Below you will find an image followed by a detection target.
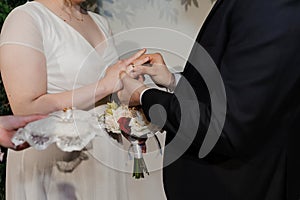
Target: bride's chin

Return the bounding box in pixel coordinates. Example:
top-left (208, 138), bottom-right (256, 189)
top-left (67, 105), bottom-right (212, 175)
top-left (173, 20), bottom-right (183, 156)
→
top-left (65, 0), bottom-right (86, 5)
top-left (71, 0), bottom-right (86, 4)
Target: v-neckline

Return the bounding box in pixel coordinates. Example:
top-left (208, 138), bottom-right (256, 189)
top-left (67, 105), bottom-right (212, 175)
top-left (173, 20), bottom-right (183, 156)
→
top-left (31, 1), bottom-right (108, 50)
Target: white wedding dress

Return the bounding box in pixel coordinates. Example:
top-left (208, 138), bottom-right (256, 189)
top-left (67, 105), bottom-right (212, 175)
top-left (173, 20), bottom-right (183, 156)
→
top-left (0, 2), bottom-right (130, 199)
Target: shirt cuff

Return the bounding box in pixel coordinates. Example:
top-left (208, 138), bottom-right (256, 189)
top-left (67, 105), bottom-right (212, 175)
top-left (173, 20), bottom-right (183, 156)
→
top-left (140, 73), bottom-right (182, 104)
top-left (174, 73), bottom-right (182, 86)
top-left (140, 88), bottom-right (152, 105)
top-left (167, 73), bottom-right (182, 92)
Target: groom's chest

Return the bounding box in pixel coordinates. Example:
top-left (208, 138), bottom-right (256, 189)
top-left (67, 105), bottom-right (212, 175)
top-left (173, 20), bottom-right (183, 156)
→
top-left (197, 0), bottom-right (235, 67)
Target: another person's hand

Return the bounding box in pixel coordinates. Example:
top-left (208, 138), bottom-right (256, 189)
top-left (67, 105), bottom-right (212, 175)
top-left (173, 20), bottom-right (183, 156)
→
top-left (131, 53), bottom-right (176, 90)
top-left (118, 71), bottom-right (148, 106)
top-left (0, 115), bottom-right (45, 150)
top-left (102, 49), bottom-right (149, 93)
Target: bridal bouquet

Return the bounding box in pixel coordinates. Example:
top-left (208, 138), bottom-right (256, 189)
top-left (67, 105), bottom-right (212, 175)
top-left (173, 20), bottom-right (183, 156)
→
top-left (99, 101), bottom-right (162, 179)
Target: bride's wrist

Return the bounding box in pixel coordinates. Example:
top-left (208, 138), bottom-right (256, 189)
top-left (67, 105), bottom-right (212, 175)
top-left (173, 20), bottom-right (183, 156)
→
top-left (96, 79), bottom-right (112, 99)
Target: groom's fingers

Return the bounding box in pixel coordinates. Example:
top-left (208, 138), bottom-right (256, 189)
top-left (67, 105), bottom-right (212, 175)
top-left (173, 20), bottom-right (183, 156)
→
top-left (119, 71), bottom-right (148, 106)
top-left (133, 56), bottom-right (150, 66)
top-left (124, 49), bottom-right (147, 66)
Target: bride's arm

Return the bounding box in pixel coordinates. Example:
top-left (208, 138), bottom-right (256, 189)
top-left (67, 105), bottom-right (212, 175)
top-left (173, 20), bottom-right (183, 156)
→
top-left (0, 45), bottom-right (146, 115)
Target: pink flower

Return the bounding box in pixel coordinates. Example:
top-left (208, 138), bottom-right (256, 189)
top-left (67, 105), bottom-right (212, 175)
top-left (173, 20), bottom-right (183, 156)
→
top-left (117, 117), bottom-right (131, 135)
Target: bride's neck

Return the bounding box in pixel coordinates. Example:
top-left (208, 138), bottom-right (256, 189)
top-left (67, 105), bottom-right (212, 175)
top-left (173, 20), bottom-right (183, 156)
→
top-left (35, 0), bottom-right (82, 11)
top-left (35, 0), bottom-right (86, 23)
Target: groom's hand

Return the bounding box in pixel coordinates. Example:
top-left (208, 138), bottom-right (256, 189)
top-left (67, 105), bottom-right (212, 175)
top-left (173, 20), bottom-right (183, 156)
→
top-left (118, 71), bottom-right (148, 106)
top-left (132, 53), bottom-right (175, 90)
top-left (103, 49), bottom-right (147, 93)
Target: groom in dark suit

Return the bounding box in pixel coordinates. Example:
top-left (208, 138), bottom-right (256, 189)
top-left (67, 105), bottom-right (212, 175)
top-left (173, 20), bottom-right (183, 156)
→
top-left (118, 0), bottom-right (300, 199)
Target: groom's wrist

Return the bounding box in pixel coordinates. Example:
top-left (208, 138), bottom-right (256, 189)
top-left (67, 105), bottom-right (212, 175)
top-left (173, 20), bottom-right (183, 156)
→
top-left (166, 73), bottom-right (181, 92)
top-left (166, 73), bottom-right (176, 92)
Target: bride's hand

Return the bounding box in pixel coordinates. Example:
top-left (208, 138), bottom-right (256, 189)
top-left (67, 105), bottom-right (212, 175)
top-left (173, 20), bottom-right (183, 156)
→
top-left (102, 49), bottom-right (148, 93)
top-left (118, 71), bottom-right (148, 106)
top-left (130, 53), bottom-right (175, 89)
top-left (125, 54), bottom-right (150, 80)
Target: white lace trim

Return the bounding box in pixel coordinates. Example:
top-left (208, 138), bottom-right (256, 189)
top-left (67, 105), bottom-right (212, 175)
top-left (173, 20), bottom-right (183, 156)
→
top-left (12, 108), bottom-right (106, 152)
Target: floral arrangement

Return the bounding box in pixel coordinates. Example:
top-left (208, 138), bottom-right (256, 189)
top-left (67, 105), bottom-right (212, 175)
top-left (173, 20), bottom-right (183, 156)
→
top-left (99, 101), bottom-right (162, 179)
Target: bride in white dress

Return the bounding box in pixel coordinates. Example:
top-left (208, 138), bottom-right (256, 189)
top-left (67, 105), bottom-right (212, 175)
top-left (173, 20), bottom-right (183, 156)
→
top-left (0, 0), bottom-right (150, 199)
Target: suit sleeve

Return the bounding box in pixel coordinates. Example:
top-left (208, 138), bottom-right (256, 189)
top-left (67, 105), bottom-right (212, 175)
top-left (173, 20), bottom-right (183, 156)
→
top-left (141, 89), bottom-right (180, 138)
top-left (141, 72), bottom-right (211, 154)
top-left (200, 0), bottom-right (300, 160)
top-left (142, 0), bottom-right (300, 160)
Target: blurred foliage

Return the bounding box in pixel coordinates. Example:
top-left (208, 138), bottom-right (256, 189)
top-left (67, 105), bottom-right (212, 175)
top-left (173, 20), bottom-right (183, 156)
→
top-left (0, 0), bottom-right (28, 29)
top-left (0, 1), bottom-right (11, 30)
top-left (181, 0), bottom-right (199, 11)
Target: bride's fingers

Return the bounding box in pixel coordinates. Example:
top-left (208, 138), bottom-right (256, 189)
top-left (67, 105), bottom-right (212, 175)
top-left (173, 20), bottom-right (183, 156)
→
top-left (119, 71), bottom-right (127, 79)
top-left (137, 75), bottom-right (145, 83)
top-left (125, 65), bottom-right (140, 79)
top-left (124, 49), bottom-right (147, 65)
top-left (132, 56), bottom-right (150, 66)
top-left (127, 71), bottom-right (139, 79)
top-left (132, 65), bottom-right (156, 76)
top-left (126, 65), bottom-right (134, 74)
top-left (125, 57), bottom-right (149, 79)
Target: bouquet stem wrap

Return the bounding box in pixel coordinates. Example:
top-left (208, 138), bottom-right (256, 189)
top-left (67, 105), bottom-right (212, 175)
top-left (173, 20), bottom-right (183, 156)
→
top-left (100, 102), bottom-right (162, 179)
top-left (132, 141), bottom-right (149, 179)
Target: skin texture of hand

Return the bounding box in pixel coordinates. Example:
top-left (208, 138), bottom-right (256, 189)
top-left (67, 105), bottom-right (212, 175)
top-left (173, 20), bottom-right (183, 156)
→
top-left (0, 46), bottom-right (148, 115)
top-left (0, 115), bottom-right (46, 150)
top-left (102, 49), bottom-right (149, 94)
top-left (131, 53), bottom-right (176, 90)
top-left (118, 71), bottom-right (148, 106)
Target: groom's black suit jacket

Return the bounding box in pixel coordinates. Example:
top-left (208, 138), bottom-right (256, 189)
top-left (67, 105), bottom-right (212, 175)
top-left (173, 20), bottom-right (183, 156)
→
top-left (141, 0), bottom-right (300, 199)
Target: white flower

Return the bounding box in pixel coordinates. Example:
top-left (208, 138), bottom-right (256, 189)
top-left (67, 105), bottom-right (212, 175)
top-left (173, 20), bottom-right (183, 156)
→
top-left (129, 112), bottom-right (151, 137)
top-left (103, 102), bottom-right (151, 137)
top-left (105, 114), bottom-right (121, 133)
top-left (112, 105), bottom-right (132, 119)
top-left (104, 103), bottom-right (131, 134)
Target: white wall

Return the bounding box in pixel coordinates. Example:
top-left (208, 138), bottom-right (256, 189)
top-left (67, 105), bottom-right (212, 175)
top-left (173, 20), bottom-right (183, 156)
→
top-left (103, 0), bottom-right (213, 71)
top-left (104, 0), bottom-right (212, 36)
